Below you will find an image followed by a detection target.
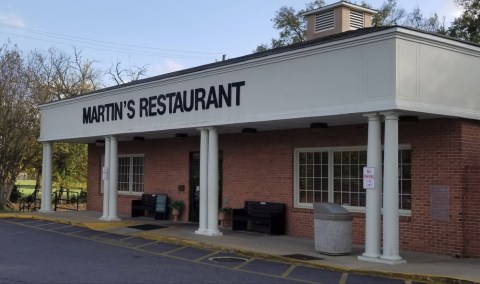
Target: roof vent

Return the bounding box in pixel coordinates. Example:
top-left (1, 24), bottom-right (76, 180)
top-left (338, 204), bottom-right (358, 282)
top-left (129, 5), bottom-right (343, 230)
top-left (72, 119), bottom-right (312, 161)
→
top-left (349, 10), bottom-right (364, 30)
top-left (315, 10), bottom-right (335, 32)
top-left (304, 1), bottom-right (377, 40)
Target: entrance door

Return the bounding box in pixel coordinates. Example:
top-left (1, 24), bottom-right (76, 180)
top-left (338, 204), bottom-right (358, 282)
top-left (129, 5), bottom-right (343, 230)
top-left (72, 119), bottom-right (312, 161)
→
top-left (188, 152), bottom-right (223, 222)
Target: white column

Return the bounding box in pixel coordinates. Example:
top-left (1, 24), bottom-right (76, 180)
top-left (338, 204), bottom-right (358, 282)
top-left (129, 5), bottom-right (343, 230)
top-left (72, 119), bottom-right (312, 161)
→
top-left (40, 142), bottom-right (53, 212)
top-left (100, 137), bottom-right (110, 220)
top-left (40, 143), bottom-right (46, 211)
top-left (380, 112), bottom-right (405, 264)
top-left (195, 128), bottom-right (209, 235)
top-left (206, 127), bottom-right (222, 236)
top-left (359, 113), bottom-right (383, 261)
top-left (107, 136), bottom-right (120, 221)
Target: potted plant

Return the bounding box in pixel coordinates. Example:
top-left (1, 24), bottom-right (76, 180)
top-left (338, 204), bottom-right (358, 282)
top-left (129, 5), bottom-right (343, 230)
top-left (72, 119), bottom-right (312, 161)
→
top-left (218, 207), bottom-right (233, 228)
top-left (169, 200), bottom-right (184, 221)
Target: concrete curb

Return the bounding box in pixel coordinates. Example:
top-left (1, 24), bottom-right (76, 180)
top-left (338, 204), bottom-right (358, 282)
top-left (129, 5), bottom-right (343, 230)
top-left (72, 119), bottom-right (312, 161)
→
top-left (1, 213), bottom-right (477, 284)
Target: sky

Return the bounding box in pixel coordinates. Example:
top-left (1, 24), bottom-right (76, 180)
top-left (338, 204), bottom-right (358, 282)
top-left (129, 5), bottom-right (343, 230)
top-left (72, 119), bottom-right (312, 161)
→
top-left (0, 0), bottom-right (462, 85)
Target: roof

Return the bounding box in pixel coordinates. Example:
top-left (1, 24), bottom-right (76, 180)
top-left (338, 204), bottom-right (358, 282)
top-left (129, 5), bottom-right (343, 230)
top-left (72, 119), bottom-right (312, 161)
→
top-left (303, 1), bottom-right (378, 16)
top-left (39, 25), bottom-right (480, 107)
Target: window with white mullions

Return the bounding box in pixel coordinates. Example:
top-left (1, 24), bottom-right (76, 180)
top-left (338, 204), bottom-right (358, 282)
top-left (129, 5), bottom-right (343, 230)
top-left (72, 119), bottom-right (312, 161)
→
top-left (333, 150), bottom-right (367, 207)
top-left (298, 151), bottom-right (329, 204)
top-left (294, 146), bottom-right (412, 213)
top-left (101, 154), bottom-right (144, 195)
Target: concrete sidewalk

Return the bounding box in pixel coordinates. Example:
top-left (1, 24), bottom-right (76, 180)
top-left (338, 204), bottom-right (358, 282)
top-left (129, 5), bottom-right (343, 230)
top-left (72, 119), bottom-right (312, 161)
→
top-left (2, 211), bottom-right (478, 284)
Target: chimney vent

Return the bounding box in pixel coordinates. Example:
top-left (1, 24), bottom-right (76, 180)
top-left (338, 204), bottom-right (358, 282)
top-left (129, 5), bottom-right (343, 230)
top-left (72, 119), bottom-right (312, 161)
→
top-left (304, 1), bottom-right (377, 40)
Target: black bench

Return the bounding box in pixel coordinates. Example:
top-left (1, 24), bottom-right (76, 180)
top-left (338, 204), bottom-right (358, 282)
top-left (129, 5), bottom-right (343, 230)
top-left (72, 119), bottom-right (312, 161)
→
top-left (131, 194), bottom-right (168, 220)
top-left (232, 201), bottom-right (286, 235)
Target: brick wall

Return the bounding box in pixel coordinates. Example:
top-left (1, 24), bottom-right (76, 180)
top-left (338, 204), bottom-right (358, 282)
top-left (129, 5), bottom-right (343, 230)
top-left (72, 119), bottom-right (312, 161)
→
top-left (86, 118), bottom-right (480, 257)
top-left (87, 137), bottom-right (199, 221)
top-left (461, 120), bottom-right (480, 257)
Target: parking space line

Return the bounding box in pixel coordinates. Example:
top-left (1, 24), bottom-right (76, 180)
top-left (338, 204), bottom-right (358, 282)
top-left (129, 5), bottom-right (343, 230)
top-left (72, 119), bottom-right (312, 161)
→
top-left (339, 272), bottom-right (348, 284)
top-left (281, 264), bottom-right (297, 278)
top-left (194, 251), bottom-right (218, 262)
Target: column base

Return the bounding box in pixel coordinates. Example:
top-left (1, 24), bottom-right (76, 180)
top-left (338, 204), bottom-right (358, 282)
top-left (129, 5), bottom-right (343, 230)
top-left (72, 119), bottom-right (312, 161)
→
top-left (102, 216), bottom-right (121, 221)
top-left (358, 255), bottom-right (406, 265)
top-left (38, 209), bottom-right (54, 213)
top-left (358, 252), bottom-right (381, 262)
top-left (204, 229), bottom-right (223, 236)
top-left (195, 229), bottom-right (207, 235)
top-left (99, 216), bottom-right (109, 221)
top-left (380, 254), bottom-right (406, 265)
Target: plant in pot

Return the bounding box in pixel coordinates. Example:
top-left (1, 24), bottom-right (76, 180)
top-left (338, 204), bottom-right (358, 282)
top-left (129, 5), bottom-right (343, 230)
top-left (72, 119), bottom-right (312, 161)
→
top-left (218, 207), bottom-right (233, 228)
top-left (169, 200), bottom-right (184, 222)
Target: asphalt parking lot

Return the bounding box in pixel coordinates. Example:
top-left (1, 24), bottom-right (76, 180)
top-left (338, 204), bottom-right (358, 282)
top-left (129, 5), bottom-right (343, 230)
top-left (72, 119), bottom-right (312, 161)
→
top-left (0, 218), bottom-right (411, 284)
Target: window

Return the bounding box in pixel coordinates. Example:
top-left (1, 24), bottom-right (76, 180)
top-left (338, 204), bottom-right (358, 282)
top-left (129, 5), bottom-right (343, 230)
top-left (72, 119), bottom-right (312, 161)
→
top-left (101, 154), bottom-right (144, 195)
top-left (298, 151), bottom-right (329, 204)
top-left (294, 147), bottom-right (412, 213)
top-left (333, 150), bottom-right (367, 207)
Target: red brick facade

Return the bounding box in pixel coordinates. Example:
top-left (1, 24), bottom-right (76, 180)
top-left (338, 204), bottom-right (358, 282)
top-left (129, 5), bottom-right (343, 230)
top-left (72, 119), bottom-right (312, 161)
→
top-left (87, 118), bottom-right (480, 257)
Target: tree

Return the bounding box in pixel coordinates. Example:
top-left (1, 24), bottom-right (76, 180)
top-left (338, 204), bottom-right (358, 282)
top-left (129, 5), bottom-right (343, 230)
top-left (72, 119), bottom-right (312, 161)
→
top-left (105, 59), bottom-right (147, 85)
top-left (372, 0), bottom-right (406, 26)
top-left (254, 0), bottom-right (325, 52)
top-left (0, 44), bottom-right (38, 209)
top-left (448, 0), bottom-right (480, 43)
top-left (404, 7), bottom-right (446, 33)
top-left (26, 48), bottom-right (103, 198)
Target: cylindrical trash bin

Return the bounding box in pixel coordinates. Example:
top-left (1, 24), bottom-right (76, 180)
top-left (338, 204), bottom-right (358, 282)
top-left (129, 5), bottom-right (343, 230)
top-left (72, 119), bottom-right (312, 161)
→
top-left (313, 202), bottom-right (352, 255)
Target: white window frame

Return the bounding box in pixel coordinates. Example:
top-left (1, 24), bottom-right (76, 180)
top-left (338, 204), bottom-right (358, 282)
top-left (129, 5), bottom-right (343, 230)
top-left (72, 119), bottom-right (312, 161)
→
top-left (100, 154), bottom-right (144, 196)
top-left (294, 145), bottom-right (412, 216)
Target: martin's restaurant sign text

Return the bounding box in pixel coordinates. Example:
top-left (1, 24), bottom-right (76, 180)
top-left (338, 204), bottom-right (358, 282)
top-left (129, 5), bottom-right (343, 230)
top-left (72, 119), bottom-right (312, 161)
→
top-left (82, 81), bottom-right (246, 124)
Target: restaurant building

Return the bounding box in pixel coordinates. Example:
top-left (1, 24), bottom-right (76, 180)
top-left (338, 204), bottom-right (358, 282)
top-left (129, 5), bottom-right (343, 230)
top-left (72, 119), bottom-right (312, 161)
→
top-left (38, 1), bottom-right (480, 262)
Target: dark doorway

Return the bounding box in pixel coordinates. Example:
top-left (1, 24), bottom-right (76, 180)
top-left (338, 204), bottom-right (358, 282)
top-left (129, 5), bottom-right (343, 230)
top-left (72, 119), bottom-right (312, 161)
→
top-left (189, 152), bottom-right (223, 222)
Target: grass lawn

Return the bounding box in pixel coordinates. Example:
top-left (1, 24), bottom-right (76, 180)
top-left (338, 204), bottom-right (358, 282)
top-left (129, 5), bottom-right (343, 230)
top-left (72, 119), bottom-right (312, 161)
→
top-left (15, 180), bottom-right (85, 196)
top-left (15, 180), bottom-right (36, 195)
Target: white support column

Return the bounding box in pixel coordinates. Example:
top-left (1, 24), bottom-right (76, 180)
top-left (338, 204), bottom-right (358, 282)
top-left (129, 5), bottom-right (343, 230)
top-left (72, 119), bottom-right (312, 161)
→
top-left (100, 137), bottom-right (111, 220)
top-left (205, 127), bottom-right (222, 236)
top-left (359, 113), bottom-right (383, 261)
top-left (107, 136), bottom-right (120, 221)
top-left (40, 142), bottom-right (53, 212)
top-left (195, 128), bottom-right (209, 235)
top-left (40, 143), bottom-right (46, 211)
top-left (380, 112), bottom-right (405, 264)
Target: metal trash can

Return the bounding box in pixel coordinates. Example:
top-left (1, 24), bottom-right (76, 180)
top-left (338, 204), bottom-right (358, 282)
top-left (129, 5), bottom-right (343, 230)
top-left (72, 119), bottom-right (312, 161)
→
top-left (313, 202), bottom-right (352, 255)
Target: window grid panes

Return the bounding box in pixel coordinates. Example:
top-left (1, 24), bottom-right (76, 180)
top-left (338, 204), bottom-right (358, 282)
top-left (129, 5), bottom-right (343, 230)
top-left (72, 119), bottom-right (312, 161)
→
top-left (295, 148), bottom-right (412, 211)
top-left (298, 151), bottom-right (329, 204)
top-left (399, 149), bottom-right (411, 210)
top-left (333, 151), bottom-right (367, 207)
top-left (101, 155), bottom-right (144, 194)
top-left (118, 157), bottom-right (130, 192)
top-left (132, 156), bottom-right (144, 193)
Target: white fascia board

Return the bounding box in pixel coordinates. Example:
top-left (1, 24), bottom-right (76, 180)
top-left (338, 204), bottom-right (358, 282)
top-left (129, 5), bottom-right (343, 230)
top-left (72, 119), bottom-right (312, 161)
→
top-left (39, 30), bottom-right (401, 112)
top-left (394, 27), bottom-right (480, 56)
top-left (396, 100), bottom-right (480, 120)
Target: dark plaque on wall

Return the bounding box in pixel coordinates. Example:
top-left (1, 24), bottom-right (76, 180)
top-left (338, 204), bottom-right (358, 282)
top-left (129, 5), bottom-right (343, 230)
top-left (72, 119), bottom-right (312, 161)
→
top-left (430, 185), bottom-right (449, 222)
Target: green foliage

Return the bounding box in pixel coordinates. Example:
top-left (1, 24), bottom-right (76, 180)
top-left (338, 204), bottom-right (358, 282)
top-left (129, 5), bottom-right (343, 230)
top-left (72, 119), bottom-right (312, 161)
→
top-left (0, 44), bottom-right (39, 209)
top-left (373, 0), bottom-right (406, 26)
top-left (169, 200), bottom-right (184, 210)
top-left (448, 0), bottom-right (480, 43)
top-left (254, 0), bottom-right (325, 52)
top-left (9, 185), bottom-right (22, 203)
top-left (78, 190), bottom-right (87, 203)
top-left (52, 143), bottom-right (87, 191)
